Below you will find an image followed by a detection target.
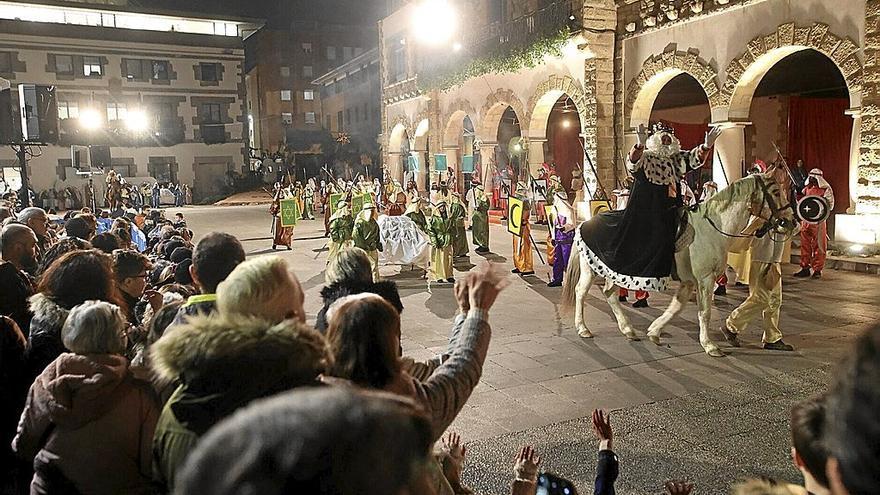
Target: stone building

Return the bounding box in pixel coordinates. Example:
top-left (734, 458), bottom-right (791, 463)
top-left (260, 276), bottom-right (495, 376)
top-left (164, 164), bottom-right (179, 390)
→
top-left (0, 0), bottom-right (260, 203)
top-left (378, 0), bottom-right (878, 246)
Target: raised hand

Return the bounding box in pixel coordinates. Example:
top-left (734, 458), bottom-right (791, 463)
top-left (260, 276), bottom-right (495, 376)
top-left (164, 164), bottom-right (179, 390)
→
top-left (704, 126), bottom-right (722, 148)
top-left (591, 409), bottom-right (613, 450)
top-left (513, 445), bottom-right (542, 483)
top-left (637, 123), bottom-right (649, 147)
top-left (441, 432), bottom-right (470, 493)
top-left (665, 480), bottom-right (695, 495)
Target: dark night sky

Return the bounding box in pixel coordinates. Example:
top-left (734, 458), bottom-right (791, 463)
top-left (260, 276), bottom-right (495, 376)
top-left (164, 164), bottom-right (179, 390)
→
top-left (131, 0), bottom-right (386, 25)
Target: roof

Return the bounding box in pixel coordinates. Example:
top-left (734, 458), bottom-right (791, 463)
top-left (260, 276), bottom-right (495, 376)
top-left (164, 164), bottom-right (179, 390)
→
top-left (2, 0), bottom-right (265, 27)
top-left (312, 47), bottom-right (379, 86)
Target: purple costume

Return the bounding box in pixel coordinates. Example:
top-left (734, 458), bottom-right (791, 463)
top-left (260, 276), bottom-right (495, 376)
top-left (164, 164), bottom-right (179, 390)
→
top-left (551, 213), bottom-right (575, 284)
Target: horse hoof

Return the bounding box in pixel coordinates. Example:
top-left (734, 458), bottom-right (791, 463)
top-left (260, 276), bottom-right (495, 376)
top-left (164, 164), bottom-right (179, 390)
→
top-left (706, 346), bottom-right (725, 357)
top-left (649, 335), bottom-right (661, 345)
top-left (578, 327), bottom-right (594, 338)
top-left (624, 331), bottom-right (640, 342)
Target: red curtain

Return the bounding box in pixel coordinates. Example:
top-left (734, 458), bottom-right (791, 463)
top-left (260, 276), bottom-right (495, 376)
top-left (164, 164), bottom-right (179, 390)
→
top-left (660, 119), bottom-right (709, 151)
top-left (786, 97), bottom-right (851, 212)
top-left (547, 114), bottom-right (583, 191)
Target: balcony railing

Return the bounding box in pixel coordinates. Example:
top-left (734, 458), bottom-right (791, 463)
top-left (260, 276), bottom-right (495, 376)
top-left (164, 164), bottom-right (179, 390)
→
top-left (465, 1), bottom-right (574, 59)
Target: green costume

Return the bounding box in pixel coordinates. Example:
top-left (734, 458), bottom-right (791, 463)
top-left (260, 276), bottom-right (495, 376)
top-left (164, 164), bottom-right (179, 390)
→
top-left (405, 199), bottom-right (427, 231)
top-left (449, 197), bottom-right (468, 257)
top-left (427, 205), bottom-right (454, 281)
top-left (471, 187), bottom-right (490, 251)
top-left (326, 206), bottom-right (354, 282)
top-left (353, 205), bottom-right (382, 281)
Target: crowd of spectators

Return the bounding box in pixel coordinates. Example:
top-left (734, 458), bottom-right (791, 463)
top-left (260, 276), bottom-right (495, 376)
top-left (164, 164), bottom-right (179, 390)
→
top-left (0, 198), bottom-right (878, 495)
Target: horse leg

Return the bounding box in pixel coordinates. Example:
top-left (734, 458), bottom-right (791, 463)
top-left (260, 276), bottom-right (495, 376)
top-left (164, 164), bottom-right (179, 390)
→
top-left (574, 259), bottom-right (595, 338)
top-left (646, 281), bottom-right (694, 345)
top-left (696, 276), bottom-right (724, 357)
top-left (602, 280), bottom-right (639, 341)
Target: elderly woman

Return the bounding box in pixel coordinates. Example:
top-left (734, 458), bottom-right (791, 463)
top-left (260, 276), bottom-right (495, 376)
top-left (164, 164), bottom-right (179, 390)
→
top-left (324, 265), bottom-right (504, 442)
top-left (216, 256), bottom-right (306, 323)
top-left (315, 247), bottom-right (403, 333)
top-left (27, 250), bottom-right (124, 380)
top-left (12, 301), bottom-right (159, 495)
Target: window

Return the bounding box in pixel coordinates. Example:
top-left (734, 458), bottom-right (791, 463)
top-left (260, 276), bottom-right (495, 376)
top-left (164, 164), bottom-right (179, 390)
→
top-left (354, 106), bottom-right (359, 122)
top-left (281, 90), bottom-right (292, 101)
top-left (152, 60), bottom-right (170, 80)
top-left (124, 59), bottom-right (144, 79)
top-left (363, 103), bottom-right (369, 122)
top-left (280, 66), bottom-right (290, 78)
top-left (337, 110), bottom-right (343, 130)
top-left (326, 46), bottom-right (336, 60)
top-left (281, 112), bottom-right (293, 125)
top-left (354, 47), bottom-right (363, 57)
top-left (0, 52), bottom-right (11, 73)
top-left (303, 65), bottom-right (313, 78)
top-left (83, 56), bottom-right (102, 76)
top-left (302, 43), bottom-right (312, 53)
top-left (390, 38), bottom-right (406, 83)
top-left (345, 109), bottom-right (351, 125)
top-left (106, 102), bottom-right (127, 121)
top-left (303, 90), bottom-right (314, 101)
top-left (305, 112), bottom-right (316, 124)
top-left (54, 55), bottom-right (74, 75)
top-left (58, 100), bottom-right (79, 120)
top-left (154, 102), bottom-right (177, 124)
top-left (200, 63), bottom-right (219, 82)
top-left (202, 103), bottom-right (222, 123)
top-left (325, 114), bottom-right (331, 130)
top-left (343, 46), bottom-right (352, 60)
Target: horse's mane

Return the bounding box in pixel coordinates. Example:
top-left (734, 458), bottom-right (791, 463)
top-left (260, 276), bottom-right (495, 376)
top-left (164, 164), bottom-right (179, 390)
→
top-left (696, 175), bottom-right (758, 217)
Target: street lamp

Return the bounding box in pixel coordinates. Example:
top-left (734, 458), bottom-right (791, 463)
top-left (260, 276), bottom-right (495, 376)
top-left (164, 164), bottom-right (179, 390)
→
top-left (412, 0), bottom-right (457, 45)
top-left (79, 108), bottom-right (103, 130)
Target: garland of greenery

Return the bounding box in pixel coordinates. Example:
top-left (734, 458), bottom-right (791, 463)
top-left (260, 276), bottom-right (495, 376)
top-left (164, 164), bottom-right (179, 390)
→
top-left (417, 26), bottom-right (572, 92)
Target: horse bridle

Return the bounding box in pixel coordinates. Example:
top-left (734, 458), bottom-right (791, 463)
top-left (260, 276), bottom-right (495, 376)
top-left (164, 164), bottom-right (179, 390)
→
top-left (704, 175), bottom-right (796, 239)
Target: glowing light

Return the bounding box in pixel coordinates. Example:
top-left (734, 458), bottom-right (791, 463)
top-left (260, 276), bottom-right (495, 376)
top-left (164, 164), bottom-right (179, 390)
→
top-left (78, 108), bottom-right (102, 130)
top-left (125, 109), bottom-right (149, 132)
top-left (849, 244), bottom-right (865, 254)
top-left (561, 120), bottom-right (571, 128)
top-left (412, 0), bottom-right (457, 45)
top-left (453, 42), bottom-right (462, 52)
top-left (513, 143), bottom-right (522, 152)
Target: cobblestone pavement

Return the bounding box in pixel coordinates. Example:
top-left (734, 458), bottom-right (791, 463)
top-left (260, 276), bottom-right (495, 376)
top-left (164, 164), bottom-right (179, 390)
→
top-left (177, 204), bottom-right (878, 495)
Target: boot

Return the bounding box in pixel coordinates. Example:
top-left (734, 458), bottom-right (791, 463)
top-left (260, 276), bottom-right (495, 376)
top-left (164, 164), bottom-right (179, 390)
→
top-left (714, 285), bottom-right (727, 296)
top-left (811, 270), bottom-right (822, 279)
top-left (720, 325), bottom-right (741, 347)
top-left (793, 267), bottom-right (811, 277)
top-left (633, 298), bottom-right (648, 308)
top-left (764, 340), bottom-right (794, 351)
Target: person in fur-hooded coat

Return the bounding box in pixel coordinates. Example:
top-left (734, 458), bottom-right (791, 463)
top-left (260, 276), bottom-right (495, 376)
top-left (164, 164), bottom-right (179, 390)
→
top-left (149, 315), bottom-right (330, 493)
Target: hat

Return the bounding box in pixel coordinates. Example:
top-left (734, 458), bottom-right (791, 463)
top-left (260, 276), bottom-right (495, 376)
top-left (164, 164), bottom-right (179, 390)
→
top-left (174, 259), bottom-right (194, 285)
top-left (410, 196), bottom-right (421, 204)
top-left (808, 168), bottom-right (823, 176)
top-left (362, 202), bottom-right (375, 210)
top-left (170, 247), bottom-right (192, 264)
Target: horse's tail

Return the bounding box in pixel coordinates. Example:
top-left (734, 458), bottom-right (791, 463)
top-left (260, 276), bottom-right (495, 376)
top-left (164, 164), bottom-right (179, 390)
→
top-left (560, 232), bottom-right (582, 312)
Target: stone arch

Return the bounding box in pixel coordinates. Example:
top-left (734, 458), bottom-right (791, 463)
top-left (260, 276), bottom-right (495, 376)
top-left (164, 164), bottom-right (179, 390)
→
top-left (626, 47), bottom-right (721, 129)
top-left (478, 88), bottom-right (526, 143)
top-left (442, 98), bottom-right (477, 147)
top-left (387, 115), bottom-right (413, 152)
top-left (527, 74), bottom-right (590, 139)
top-left (722, 22), bottom-right (863, 121)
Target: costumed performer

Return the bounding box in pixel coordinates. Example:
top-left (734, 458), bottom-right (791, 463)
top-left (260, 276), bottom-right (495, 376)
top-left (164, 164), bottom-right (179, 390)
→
top-left (450, 193), bottom-right (469, 258)
top-left (327, 201), bottom-right (355, 281)
top-left (577, 123), bottom-right (720, 292)
top-left (512, 193), bottom-right (535, 276)
top-left (405, 196), bottom-right (428, 231)
top-left (426, 200), bottom-right (454, 283)
top-left (470, 179), bottom-right (490, 253)
top-left (352, 202), bottom-right (383, 282)
top-left (794, 168), bottom-right (834, 279)
top-left (270, 182), bottom-right (293, 251)
top-left (548, 191), bottom-right (575, 287)
top-left (303, 179), bottom-right (316, 220)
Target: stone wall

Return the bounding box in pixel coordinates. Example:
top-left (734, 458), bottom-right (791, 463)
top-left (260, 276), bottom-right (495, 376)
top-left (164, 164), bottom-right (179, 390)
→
top-left (859, 0), bottom-right (880, 214)
top-left (583, 0), bottom-right (617, 190)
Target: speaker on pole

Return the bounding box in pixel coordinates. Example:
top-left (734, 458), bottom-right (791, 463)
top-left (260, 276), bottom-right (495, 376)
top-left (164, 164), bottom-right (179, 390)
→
top-left (89, 145), bottom-right (111, 169)
top-left (18, 84), bottom-right (58, 144)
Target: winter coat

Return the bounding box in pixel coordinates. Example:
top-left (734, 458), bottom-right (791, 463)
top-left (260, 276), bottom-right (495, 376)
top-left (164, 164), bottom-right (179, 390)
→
top-left (150, 315), bottom-right (328, 492)
top-left (314, 279), bottom-right (404, 333)
top-left (12, 353), bottom-right (159, 495)
top-left (26, 294), bottom-right (71, 381)
top-left (0, 261), bottom-right (34, 335)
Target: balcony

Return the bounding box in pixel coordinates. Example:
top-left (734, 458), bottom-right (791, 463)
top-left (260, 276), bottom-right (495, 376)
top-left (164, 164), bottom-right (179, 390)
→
top-left (415, 1), bottom-right (578, 90)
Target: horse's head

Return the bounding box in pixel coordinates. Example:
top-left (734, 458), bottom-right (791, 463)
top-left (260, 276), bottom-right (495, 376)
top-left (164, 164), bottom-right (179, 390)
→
top-left (751, 169), bottom-right (797, 236)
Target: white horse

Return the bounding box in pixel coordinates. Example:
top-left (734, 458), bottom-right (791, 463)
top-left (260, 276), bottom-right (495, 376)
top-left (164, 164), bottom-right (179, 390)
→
top-left (561, 172), bottom-right (793, 357)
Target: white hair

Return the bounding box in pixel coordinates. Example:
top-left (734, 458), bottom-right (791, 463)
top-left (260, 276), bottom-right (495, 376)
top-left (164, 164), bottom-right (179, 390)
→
top-left (62, 300), bottom-right (127, 355)
top-left (16, 207), bottom-right (47, 224)
top-left (216, 256), bottom-right (301, 322)
top-left (325, 247), bottom-right (372, 285)
top-left (645, 131), bottom-right (681, 158)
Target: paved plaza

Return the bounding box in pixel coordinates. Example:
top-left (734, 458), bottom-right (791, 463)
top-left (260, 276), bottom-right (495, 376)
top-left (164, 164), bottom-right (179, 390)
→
top-left (177, 204), bottom-right (878, 495)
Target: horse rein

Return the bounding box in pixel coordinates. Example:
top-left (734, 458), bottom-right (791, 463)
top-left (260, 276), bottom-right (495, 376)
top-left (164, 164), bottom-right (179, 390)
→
top-left (702, 176), bottom-right (794, 239)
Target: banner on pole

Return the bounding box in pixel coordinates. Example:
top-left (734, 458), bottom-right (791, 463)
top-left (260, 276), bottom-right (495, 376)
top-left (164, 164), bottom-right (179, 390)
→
top-left (280, 198), bottom-right (300, 227)
top-left (589, 199), bottom-right (612, 217)
top-left (407, 154), bottom-right (420, 172)
top-left (531, 178), bottom-right (547, 202)
top-left (434, 154), bottom-right (447, 172)
top-left (328, 192), bottom-right (344, 215)
top-left (507, 197), bottom-right (525, 237)
top-left (461, 155), bottom-right (474, 173)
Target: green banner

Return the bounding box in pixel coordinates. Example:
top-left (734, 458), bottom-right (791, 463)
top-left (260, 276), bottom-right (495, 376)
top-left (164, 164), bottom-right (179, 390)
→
top-left (280, 198), bottom-right (300, 227)
top-left (351, 192), bottom-right (371, 213)
top-left (461, 155), bottom-right (474, 173)
top-left (434, 153), bottom-right (447, 172)
top-left (407, 154), bottom-right (420, 172)
top-left (329, 192), bottom-right (344, 215)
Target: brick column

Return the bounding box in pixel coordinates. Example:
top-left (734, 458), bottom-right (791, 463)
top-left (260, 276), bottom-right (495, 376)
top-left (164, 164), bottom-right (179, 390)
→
top-left (858, 0), bottom-right (880, 215)
top-left (582, 0), bottom-right (618, 191)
